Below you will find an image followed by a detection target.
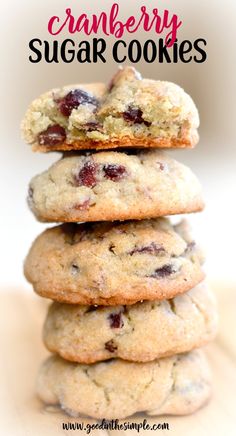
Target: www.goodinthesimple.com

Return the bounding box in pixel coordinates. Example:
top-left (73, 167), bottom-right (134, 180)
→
top-left (62, 418), bottom-right (170, 433)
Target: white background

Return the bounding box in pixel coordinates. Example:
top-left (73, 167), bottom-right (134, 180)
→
top-left (0, 0), bottom-right (236, 289)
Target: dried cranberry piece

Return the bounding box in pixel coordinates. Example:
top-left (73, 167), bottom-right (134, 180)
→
top-left (105, 340), bottom-right (117, 353)
top-left (123, 107), bottom-right (151, 127)
top-left (38, 125), bottom-right (66, 146)
top-left (57, 89), bottom-right (98, 117)
top-left (103, 164), bottom-right (127, 181)
top-left (150, 264), bottom-right (177, 278)
top-left (108, 312), bottom-right (124, 328)
top-left (130, 242), bottom-right (165, 256)
top-left (74, 161), bottom-right (97, 188)
top-left (83, 121), bottom-right (102, 131)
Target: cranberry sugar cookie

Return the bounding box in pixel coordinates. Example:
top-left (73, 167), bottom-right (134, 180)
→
top-left (37, 350), bottom-right (211, 419)
top-left (27, 150), bottom-right (204, 222)
top-left (21, 66), bottom-right (199, 151)
top-left (43, 282), bottom-right (217, 364)
top-left (24, 218), bottom-right (205, 305)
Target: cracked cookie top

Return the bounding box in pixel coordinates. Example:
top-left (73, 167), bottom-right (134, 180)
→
top-left (43, 282), bottom-right (218, 364)
top-left (37, 349), bottom-right (211, 419)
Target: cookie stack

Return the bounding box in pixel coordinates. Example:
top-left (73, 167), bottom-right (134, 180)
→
top-left (22, 67), bottom-right (218, 420)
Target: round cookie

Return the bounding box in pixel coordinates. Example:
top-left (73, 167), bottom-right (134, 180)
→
top-left (27, 149), bottom-right (204, 223)
top-left (21, 66), bottom-right (199, 152)
top-left (43, 282), bottom-right (218, 363)
top-left (24, 218), bottom-right (205, 305)
top-left (37, 350), bottom-right (211, 419)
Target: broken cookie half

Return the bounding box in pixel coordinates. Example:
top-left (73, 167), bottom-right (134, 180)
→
top-left (21, 66), bottom-right (199, 151)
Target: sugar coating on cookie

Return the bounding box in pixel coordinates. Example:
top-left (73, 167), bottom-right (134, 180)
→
top-left (43, 282), bottom-right (218, 363)
top-left (27, 150), bottom-right (204, 222)
top-left (21, 67), bottom-right (199, 151)
top-left (37, 350), bottom-right (211, 419)
top-left (24, 218), bottom-right (205, 305)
